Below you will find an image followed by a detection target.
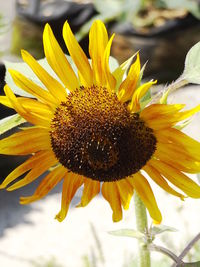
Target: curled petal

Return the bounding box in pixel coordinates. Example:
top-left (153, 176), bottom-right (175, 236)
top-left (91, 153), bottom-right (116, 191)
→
top-left (150, 159), bottom-right (200, 198)
top-left (77, 179), bottom-right (100, 207)
top-left (102, 182), bottom-right (122, 222)
top-left (55, 174), bottom-right (84, 222)
top-left (132, 172), bottom-right (162, 223)
top-left (20, 165), bottom-right (66, 204)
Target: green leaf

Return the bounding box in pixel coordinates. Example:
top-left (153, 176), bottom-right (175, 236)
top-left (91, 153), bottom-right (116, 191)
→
top-left (0, 114), bottom-right (25, 135)
top-left (150, 225), bottom-right (177, 236)
top-left (182, 42), bottom-right (200, 84)
top-left (108, 229), bottom-right (144, 240)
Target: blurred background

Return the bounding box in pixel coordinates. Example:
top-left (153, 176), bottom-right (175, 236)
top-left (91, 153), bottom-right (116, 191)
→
top-left (0, 1), bottom-right (200, 267)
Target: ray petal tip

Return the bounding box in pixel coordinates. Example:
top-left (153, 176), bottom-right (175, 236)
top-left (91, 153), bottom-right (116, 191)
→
top-left (0, 184), bottom-right (6, 190)
top-left (63, 20), bottom-right (69, 31)
top-left (44, 23), bottom-right (53, 37)
top-left (153, 218), bottom-right (162, 225)
top-left (112, 213), bottom-right (122, 222)
top-left (21, 49), bottom-right (27, 56)
top-left (55, 212), bottom-right (64, 222)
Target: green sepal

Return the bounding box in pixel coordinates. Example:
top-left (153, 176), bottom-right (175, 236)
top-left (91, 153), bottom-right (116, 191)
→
top-left (113, 52), bottom-right (137, 92)
top-left (138, 62), bottom-right (152, 107)
top-left (139, 62), bottom-right (147, 84)
top-left (159, 88), bottom-right (170, 104)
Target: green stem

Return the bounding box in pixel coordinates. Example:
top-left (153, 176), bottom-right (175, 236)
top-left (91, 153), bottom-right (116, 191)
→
top-left (134, 192), bottom-right (151, 267)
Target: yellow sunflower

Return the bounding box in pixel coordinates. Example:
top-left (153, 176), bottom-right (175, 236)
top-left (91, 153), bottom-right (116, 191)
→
top-left (1, 20), bottom-right (200, 224)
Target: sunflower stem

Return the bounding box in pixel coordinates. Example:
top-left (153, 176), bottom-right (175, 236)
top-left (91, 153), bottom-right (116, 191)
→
top-left (134, 192), bottom-right (151, 267)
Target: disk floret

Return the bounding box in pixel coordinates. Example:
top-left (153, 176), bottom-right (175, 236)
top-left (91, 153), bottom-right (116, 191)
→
top-left (50, 86), bottom-right (157, 181)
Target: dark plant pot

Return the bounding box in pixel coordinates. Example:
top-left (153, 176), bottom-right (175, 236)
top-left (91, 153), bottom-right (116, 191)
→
top-left (110, 14), bottom-right (200, 83)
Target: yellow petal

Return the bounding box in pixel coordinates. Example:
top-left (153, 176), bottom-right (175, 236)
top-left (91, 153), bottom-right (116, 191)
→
top-left (129, 80), bottom-right (157, 112)
top-left (140, 104), bottom-right (185, 121)
top-left (118, 53), bottom-right (140, 102)
top-left (144, 165), bottom-right (185, 200)
top-left (9, 69), bottom-right (56, 107)
top-left (0, 127), bottom-right (51, 155)
top-left (116, 179), bottom-right (134, 210)
top-left (43, 23), bottom-right (79, 91)
top-left (7, 151), bottom-right (57, 191)
top-left (154, 143), bottom-right (200, 173)
top-left (18, 98), bottom-right (53, 117)
top-left (89, 20), bottom-right (108, 86)
top-left (150, 159), bottom-right (200, 198)
top-left (132, 172), bottom-right (162, 223)
top-left (77, 179), bottom-right (100, 207)
top-left (0, 95), bottom-right (12, 108)
top-left (4, 85), bottom-right (51, 128)
top-left (176, 104), bottom-right (200, 122)
top-left (0, 95), bottom-right (53, 117)
top-left (0, 150), bottom-right (55, 189)
top-left (55, 173), bottom-right (84, 222)
top-left (103, 34), bottom-right (116, 90)
top-left (152, 105), bottom-right (200, 129)
top-left (20, 165), bottom-right (66, 204)
top-left (21, 50), bottom-right (67, 101)
top-left (102, 182), bottom-right (122, 222)
top-left (141, 104), bottom-right (200, 130)
top-left (63, 21), bottom-right (93, 86)
top-left (112, 53), bottom-right (137, 90)
top-left (155, 127), bottom-right (200, 159)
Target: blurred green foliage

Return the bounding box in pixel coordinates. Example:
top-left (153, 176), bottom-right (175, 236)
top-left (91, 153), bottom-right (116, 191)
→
top-left (30, 257), bottom-right (63, 267)
top-left (0, 14), bottom-right (8, 35)
top-left (76, 0), bottom-right (200, 41)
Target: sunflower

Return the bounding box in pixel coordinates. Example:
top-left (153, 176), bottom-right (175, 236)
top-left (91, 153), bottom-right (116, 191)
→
top-left (0, 20), bottom-right (200, 224)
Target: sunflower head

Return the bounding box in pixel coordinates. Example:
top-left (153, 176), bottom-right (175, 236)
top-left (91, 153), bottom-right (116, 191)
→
top-left (0, 20), bottom-right (200, 224)
top-left (50, 85), bottom-right (157, 182)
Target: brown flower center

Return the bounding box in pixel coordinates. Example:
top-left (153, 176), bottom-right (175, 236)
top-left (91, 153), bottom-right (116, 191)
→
top-left (50, 86), bottom-right (157, 182)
